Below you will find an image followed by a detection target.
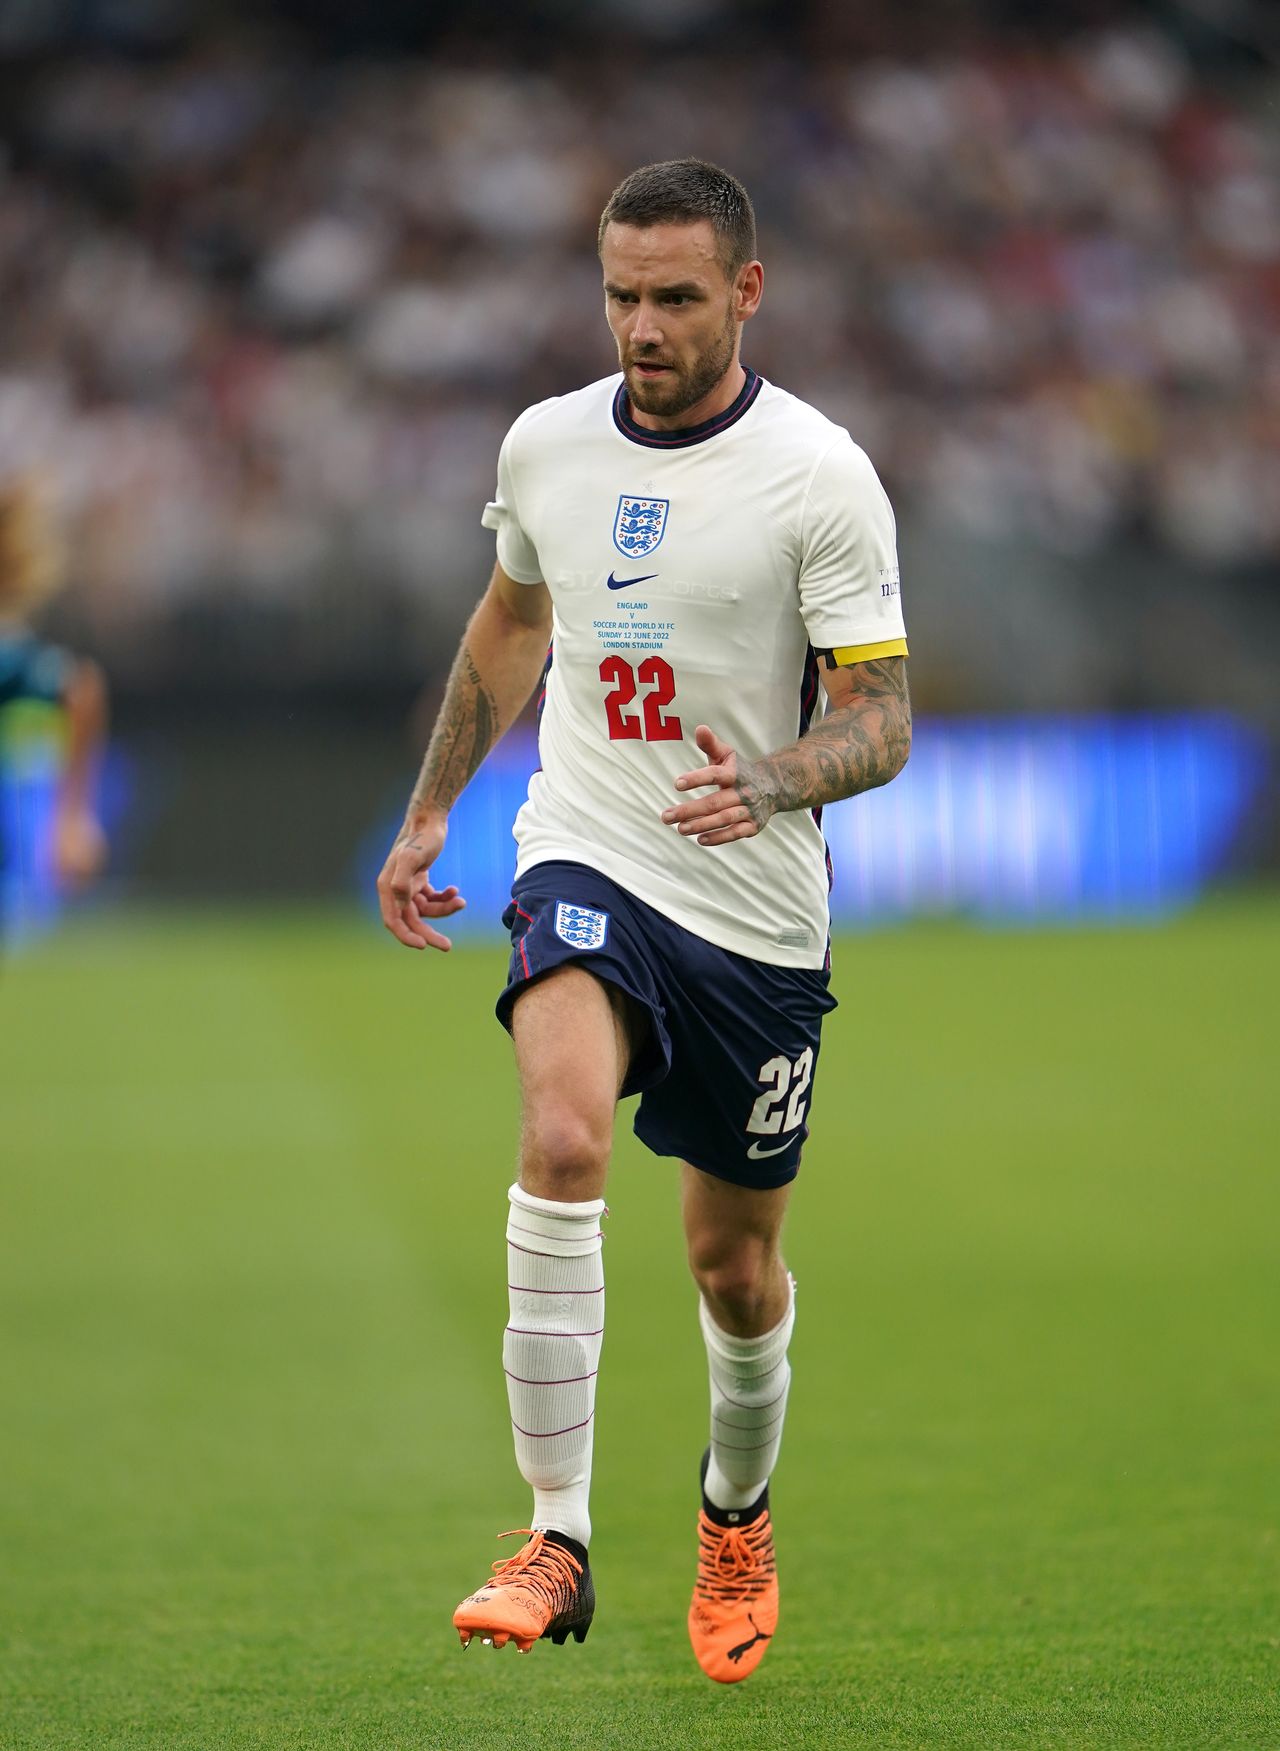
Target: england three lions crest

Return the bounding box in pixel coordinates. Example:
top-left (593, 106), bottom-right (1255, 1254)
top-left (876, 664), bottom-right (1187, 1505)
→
top-left (554, 902), bottom-right (609, 951)
top-left (613, 496), bottom-right (669, 559)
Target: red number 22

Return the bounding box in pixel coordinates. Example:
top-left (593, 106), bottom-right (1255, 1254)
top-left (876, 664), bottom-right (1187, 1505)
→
top-left (599, 656), bottom-right (682, 742)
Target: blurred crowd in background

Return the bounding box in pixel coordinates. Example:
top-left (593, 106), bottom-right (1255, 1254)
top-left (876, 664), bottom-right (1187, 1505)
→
top-left (0, 0), bottom-right (1277, 715)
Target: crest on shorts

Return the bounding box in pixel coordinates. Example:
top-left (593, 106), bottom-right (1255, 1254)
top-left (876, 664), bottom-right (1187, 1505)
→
top-left (554, 902), bottom-right (609, 951)
top-left (613, 496), bottom-right (669, 559)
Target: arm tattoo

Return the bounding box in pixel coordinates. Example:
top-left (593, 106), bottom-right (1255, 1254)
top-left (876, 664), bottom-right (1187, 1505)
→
top-left (745, 656), bottom-right (911, 820)
top-left (409, 642), bottom-right (500, 815)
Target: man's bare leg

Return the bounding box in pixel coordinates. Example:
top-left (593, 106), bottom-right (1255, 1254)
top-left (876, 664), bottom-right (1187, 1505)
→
top-left (512, 964), bottom-right (638, 1201)
top-left (681, 1165), bottom-right (792, 1337)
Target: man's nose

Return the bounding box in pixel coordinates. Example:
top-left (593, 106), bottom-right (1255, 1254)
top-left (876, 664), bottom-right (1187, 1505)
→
top-left (631, 301), bottom-right (664, 348)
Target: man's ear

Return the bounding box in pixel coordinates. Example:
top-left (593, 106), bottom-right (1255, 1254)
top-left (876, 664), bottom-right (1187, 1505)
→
top-left (736, 261), bottom-right (764, 320)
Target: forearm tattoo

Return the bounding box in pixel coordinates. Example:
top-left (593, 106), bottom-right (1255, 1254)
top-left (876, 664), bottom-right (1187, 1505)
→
top-left (747, 656), bottom-right (912, 821)
top-left (409, 643), bottom-right (500, 815)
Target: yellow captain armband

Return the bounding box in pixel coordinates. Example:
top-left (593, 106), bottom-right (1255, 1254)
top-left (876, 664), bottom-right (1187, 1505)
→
top-left (829, 638), bottom-right (909, 666)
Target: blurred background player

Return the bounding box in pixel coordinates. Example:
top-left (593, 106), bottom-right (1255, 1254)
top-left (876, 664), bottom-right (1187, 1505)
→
top-left (0, 474), bottom-right (109, 937)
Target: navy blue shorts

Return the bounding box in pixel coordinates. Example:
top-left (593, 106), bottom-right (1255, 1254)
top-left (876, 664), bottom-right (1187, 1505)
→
top-left (496, 861), bottom-right (837, 1191)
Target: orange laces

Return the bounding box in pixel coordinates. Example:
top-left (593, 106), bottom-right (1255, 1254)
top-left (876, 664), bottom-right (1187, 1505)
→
top-left (490, 1529), bottom-right (582, 1601)
top-left (696, 1513), bottom-right (773, 1601)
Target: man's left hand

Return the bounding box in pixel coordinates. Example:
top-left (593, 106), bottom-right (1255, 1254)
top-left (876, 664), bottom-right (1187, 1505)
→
top-left (54, 805), bottom-right (108, 888)
top-left (662, 724), bottom-right (777, 847)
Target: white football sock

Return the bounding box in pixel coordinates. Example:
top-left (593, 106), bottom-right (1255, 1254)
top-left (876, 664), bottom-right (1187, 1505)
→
top-left (700, 1276), bottom-right (795, 1514)
top-left (504, 1182), bottom-right (605, 1548)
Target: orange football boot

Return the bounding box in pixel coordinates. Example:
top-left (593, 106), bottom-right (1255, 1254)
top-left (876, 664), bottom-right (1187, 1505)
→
top-left (688, 1474), bottom-right (778, 1683)
top-left (453, 1529), bottom-right (594, 1653)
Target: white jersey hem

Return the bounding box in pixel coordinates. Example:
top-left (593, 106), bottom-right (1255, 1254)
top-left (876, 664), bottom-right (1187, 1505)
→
top-left (513, 836), bottom-right (829, 971)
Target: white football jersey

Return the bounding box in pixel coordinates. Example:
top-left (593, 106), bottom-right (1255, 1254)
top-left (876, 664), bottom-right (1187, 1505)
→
top-left (481, 369), bottom-right (908, 969)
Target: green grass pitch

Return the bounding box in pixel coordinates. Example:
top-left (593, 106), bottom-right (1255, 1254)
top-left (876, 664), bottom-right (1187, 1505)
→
top-left (1, 900), bottom-right (1277, 1750)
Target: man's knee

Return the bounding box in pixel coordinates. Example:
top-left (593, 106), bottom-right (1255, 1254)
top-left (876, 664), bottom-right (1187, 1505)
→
top-left (687, 1228), bottom-right (776, 1327)
top-left (520, 1098), bottom-right (611, 1201)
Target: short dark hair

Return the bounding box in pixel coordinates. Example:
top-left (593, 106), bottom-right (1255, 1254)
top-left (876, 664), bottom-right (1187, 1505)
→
top-left (597, 158), bottom-right (757, 277)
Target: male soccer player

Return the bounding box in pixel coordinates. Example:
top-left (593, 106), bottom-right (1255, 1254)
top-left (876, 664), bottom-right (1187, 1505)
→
top-left (377, 159), bottom-right (910, 1684)
top-left (0, 475), bottom-right (108, 934)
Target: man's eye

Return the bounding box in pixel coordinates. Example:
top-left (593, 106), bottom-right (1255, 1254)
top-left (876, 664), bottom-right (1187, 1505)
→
top-left (665, 295), bottom-right (689, 306)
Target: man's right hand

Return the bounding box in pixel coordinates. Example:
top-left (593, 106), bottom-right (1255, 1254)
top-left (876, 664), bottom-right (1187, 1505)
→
top-left (377, 811), bottom-right (466, 951)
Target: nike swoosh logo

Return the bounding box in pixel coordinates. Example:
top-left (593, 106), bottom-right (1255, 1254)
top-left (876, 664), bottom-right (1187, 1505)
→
top-left (607, 571), bottom-right (657, 590)
top-left (746, 1132), bottom-right (802, 1160)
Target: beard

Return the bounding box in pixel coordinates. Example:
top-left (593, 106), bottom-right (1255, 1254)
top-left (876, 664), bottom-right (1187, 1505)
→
top-left (625, 307), bottom-right (738, 420)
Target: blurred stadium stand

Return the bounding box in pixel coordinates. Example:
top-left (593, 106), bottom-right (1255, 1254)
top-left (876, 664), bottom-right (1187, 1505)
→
top-left (0, 0), bottom-right (1275, 906)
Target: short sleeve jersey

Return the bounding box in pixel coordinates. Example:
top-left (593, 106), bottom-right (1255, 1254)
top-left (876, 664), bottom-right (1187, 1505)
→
top-left (482, 370), bottom-right (907, 969)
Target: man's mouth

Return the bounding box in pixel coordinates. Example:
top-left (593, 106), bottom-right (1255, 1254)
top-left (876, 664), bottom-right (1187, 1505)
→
top-left (631, 360), bottom-right (675, 377)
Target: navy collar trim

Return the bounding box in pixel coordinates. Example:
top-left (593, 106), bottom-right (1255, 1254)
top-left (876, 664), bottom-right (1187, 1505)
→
top-left (612, 368), bottom-right (762, 449)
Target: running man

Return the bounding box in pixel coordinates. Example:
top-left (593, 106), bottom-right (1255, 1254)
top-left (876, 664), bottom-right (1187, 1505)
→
top-left (377, 159), bottom-right (910, 1683)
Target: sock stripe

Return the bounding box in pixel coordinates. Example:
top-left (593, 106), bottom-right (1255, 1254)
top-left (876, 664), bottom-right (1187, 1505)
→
top-left (505, 1325), bottom-right (604, 1338)
top-left (715, 1387), bottom-right (789, 1414)
top-left (507, 1221), bottom-right (603, 1243)
top-left (506, 1240), bottom-right (559, 1260)
top-left (717, 1397), bottom-right (789, 1425)
top-left (511, 1413), bottom-right (595, 1439)
top-left (508, 1283), bottom-right (604, 1295)
top-left (504, 1368), bottom-right (599, 1386)
top-left (715, 1407), bottom-right (788, 1436)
